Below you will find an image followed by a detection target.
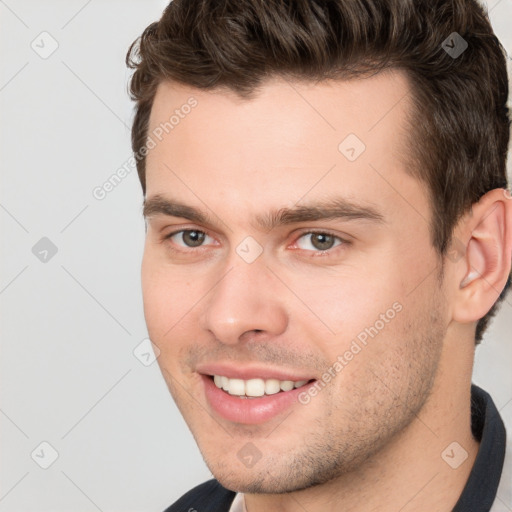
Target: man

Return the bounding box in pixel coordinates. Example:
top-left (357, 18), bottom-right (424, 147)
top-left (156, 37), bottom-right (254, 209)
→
top-left (126, 0), bottom-right (512, 510)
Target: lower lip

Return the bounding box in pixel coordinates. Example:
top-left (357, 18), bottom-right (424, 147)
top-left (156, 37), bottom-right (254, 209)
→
top-left (202, 375), bottom-right (313, 425)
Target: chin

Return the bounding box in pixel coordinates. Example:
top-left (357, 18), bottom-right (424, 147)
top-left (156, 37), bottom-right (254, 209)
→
top-left (212, 471), bottom-right (289, 494)
top-left (201, 451), bottom-right (330, 495)
top-left (213, 468), bottom-right (334, 495)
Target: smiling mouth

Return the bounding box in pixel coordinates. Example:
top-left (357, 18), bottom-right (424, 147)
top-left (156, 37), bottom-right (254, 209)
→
top-left (210, 375), bottom-right (314, 398)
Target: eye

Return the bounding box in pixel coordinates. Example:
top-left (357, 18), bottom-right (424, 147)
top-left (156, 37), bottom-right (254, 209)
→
top-left (295, 232), bottom-right (344, 252)
top-left (167, 229), bottom-right (215, 248)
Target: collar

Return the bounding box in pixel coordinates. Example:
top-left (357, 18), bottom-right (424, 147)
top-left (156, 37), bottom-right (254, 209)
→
top-left (453, 384), bottom-right (507, 511)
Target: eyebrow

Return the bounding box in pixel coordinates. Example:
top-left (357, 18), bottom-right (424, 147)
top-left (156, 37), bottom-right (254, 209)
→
top-left (143, 194), bottom-right (385, 230)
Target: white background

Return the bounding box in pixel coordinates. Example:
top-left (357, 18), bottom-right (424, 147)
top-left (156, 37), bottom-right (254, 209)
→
top-left (1, 1), bottom-right (511, 510)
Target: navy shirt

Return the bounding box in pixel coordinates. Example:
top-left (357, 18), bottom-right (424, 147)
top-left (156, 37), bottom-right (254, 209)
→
top-left (164, 384), bottom-right (509, 512)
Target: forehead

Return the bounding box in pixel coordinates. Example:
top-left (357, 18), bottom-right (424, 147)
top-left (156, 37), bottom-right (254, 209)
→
top-left (145, 72), bottom-right (428, 232)
top-left (148, 71), bottom-right (412, 150)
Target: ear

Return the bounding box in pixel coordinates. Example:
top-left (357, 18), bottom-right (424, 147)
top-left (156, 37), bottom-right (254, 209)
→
top-left (451, 189), bottom-right (512, 325)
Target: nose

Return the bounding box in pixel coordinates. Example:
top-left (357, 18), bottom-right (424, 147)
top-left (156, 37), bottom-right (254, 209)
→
top-left (199, 259), bottom-right (289, 345)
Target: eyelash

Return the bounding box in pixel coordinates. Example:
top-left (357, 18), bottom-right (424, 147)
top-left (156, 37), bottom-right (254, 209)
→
top-left (162, 229), bottom-right (349, 256)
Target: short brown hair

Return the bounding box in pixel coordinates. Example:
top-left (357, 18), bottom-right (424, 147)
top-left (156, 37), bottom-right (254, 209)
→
top-left (126, 0), bottom-right (510, 343)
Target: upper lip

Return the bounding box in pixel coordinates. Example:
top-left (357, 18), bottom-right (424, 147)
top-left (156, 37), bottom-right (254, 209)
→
top-left (196, 363), bottom-right (315, 382)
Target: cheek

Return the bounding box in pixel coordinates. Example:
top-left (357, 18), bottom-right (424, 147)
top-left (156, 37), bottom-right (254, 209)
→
top-left (293, 272), bottom-right (402, 344)
top-left (141, 253), bottom-right (183, 346)
top-left (141, 256), bottom-right (165, 333)
top-left (141, 252), bottom-right (212, 363)
top-left (287, 264), bottom-right (419, 391)
top-left (142, 249), bottom-right (188, 321)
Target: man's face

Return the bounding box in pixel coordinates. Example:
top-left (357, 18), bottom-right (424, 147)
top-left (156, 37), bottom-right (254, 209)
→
top-left (142, 72), bottom-right (448, 493)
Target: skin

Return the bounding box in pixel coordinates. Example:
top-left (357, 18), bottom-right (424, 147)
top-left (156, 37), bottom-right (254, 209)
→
top-left (141, 71), bottom-right (512, 512)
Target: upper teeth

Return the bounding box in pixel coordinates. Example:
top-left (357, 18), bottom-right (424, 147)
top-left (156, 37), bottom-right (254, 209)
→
top-left (213, 375), bottom-right (308, 397)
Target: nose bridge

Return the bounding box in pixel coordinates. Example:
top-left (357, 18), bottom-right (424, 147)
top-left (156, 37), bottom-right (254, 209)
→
top-left (200, 254), bottom-right (288, 344)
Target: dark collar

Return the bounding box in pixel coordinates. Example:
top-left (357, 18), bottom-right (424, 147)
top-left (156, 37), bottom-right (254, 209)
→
top-left (452, 384), bottom-right (507, 511)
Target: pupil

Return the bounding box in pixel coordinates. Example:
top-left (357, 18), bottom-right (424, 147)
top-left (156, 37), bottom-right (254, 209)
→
top-left (183, 230), bottom-right (205, 247)
top-left (312, 233), bottom-right (334, 250)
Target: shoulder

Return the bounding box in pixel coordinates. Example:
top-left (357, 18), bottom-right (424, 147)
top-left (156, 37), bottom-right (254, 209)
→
top-left (162, 479), bottom-right (236, 512)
